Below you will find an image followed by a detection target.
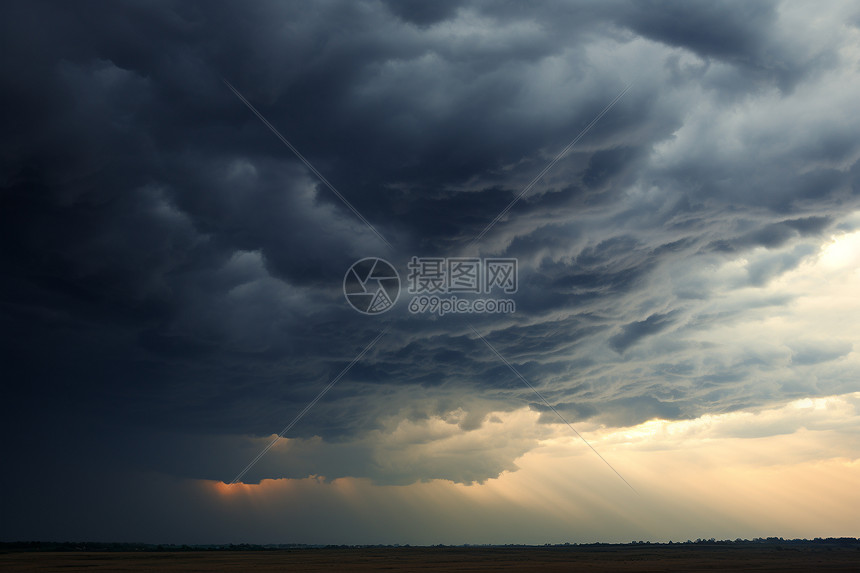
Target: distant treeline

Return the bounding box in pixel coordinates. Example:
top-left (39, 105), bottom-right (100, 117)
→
top-left (1, 538), bottom-right (859, 552)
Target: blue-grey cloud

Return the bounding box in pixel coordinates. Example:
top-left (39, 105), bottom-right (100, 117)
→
top-left (2, 0), bottom-right (860, 505)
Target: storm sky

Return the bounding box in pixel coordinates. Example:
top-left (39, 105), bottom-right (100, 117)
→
top-left (2, 0), bottom-right (860, 544)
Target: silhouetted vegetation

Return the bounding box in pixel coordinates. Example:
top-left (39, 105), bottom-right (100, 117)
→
top-left (2, 537), bottom-right (859, 553)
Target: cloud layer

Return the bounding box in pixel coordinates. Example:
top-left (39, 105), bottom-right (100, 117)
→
top-left (2, 0), bottom-right (860, 542)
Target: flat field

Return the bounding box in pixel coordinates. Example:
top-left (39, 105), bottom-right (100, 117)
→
top-left (2, 544), bottom-right (859, 572)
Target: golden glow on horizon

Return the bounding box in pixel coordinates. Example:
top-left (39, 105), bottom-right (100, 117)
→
top-left (200, 393), bottom-right (859, 543)
top-left (204, 215), bottom-right (860, 541)
top-left (220, 391), bottom-right (859, 485)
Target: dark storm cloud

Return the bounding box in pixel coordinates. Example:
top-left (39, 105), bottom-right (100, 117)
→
top-left (618, 1), bottom-right (807, 90)
top-left (383, 0), bottom-right (463, 26)
top-left (789, 340), bottom-right (854, 366)
top-left (2, 0), bottom-right (860, 496)
top-left (609, 312), bottom-right (677, 353)
top-left (622, 1), bottom-right (775, 59)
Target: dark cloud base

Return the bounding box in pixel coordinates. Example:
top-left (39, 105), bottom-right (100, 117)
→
top-left (2, 0), bottom-right (859, 505)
